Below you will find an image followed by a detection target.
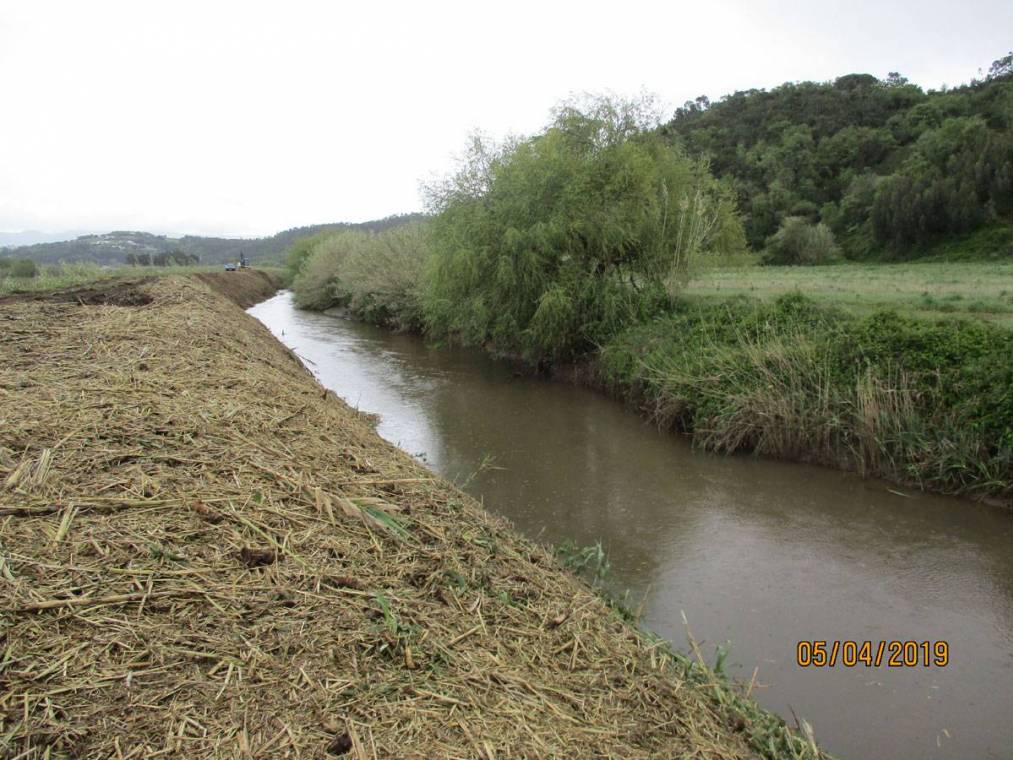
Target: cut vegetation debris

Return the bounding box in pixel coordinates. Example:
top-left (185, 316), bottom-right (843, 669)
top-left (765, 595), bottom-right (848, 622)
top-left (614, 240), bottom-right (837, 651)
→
top-left (0, 272), bottom-right (824, 758)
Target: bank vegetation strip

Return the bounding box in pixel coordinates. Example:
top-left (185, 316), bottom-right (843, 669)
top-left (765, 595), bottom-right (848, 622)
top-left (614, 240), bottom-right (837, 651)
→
top-left (286, 96), bottom-right (1012, 504)
top-left (0, 272), bottom-right (823, 758)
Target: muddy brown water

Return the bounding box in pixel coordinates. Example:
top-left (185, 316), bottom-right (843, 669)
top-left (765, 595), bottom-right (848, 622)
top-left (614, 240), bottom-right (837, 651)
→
top-left (250, 292), bottom-right (1013, 760)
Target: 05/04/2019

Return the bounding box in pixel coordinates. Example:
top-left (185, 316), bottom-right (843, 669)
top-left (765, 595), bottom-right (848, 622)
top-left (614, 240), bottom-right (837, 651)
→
top-left (796, 640), bottom-right (949, 668)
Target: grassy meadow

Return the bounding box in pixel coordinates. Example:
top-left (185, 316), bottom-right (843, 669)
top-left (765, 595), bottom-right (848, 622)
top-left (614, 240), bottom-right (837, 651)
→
top-left (0, 262), bottom-right (282, 297)
top-left (686, 261), bottom-right (1013, 327)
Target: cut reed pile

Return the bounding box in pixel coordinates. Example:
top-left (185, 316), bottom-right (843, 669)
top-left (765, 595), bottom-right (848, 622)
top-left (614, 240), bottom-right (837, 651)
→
top-left (0, 273), bottom-right (819, 758)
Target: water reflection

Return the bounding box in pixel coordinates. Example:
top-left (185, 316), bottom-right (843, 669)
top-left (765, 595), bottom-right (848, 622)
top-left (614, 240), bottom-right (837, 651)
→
top-left (250, 292), bottom-right (1013, 760)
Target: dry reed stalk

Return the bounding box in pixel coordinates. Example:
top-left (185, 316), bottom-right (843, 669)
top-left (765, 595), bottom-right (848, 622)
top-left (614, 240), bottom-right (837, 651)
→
top-left (0, 272), bottom-right (820, 758)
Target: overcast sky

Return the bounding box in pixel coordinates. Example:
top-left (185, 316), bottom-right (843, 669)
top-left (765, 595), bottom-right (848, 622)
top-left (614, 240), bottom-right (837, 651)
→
top-left (1, 1), bottom-right (1009, 238)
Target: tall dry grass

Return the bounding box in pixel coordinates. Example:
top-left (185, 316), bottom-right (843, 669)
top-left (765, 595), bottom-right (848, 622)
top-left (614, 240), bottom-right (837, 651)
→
top-left (0, 262), bottom-right (224, 295)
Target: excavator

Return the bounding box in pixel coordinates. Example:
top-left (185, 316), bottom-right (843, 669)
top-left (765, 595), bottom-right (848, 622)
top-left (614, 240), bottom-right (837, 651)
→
top-left (223, 252), bottom-right (250, 271)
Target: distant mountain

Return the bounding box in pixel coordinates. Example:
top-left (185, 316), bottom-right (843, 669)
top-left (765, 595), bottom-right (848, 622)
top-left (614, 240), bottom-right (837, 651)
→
top-left (0, 214), bottom-right (427, 266)
top-left (0, 230), bottom-right (90, 247)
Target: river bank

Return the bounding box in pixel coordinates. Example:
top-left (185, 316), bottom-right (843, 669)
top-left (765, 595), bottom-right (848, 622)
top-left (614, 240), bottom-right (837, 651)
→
top-left (0, 272), bottom-right (819, 758)
top-left (581, 293), bottom-right (1011, 507)
top-left (313, 287), bottom-right (1012, 507)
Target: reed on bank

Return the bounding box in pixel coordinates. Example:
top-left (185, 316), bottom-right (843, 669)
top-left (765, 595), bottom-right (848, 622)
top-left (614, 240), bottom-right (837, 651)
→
top-left (598, 294), bottom-right (1012, 501)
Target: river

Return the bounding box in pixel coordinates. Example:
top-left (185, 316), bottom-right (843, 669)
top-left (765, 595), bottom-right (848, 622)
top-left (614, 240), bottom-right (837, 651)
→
top-left (249, 291), bottom-right (1013, 760)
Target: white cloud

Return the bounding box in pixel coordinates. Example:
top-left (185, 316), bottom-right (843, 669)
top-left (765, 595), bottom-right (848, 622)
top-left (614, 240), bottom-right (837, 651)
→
top-left (1, 0), bottom-right (1009, 236)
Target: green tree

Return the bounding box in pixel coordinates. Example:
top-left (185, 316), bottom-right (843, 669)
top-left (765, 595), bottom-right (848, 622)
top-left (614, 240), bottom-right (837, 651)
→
top-left (872, 116), bottom-right (1013, 246)
top-left (987, 52), bottom-right (1012, 81)
top-left (290, 224), bottom-right (430, 331)
top-left (424, 95), bottom-right (744, 360)
top-left (663, 58), bottom-right (1011, 259)
top-left (284, 232), bottom-right (331, 282)
top-left (9, 259), bottom-right (38, 278)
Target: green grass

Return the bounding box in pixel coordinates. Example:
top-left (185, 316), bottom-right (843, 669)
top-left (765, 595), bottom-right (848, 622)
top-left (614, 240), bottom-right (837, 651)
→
top-left (599, 293), bottom-right (1013, 502)
top-left (870, 222), bottom-right (1013, 263)
top-left (285, 227), bottom-right (1013, 501)
top-left (686, 261), bottom-right (1013, 327)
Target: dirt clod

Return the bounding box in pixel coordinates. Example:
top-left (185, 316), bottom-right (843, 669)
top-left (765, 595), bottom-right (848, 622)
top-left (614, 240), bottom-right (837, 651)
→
top-left (191, 500), bottom-right (224, 523)
top-left (239, 546), bottom-right (278, 567)
top-left (326, 733), bottom-right (353, 755)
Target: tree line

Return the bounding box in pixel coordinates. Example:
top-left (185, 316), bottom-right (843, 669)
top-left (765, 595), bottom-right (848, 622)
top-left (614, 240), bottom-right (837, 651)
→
top-left (1, 214), bottom-right (428, 267)
top-left (124, 249), bottom-right (200, 266)
top-left (0, 258), bottom-right (37, 278)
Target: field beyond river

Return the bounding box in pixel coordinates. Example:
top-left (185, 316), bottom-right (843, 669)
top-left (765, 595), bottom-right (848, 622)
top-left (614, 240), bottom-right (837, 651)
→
top-left (0, 272), bottom-right (819, 758)
top-left (292, 243), bottom-right (1013, 505)
top-left (686, 261), bottom-right (1013, 327)
top-left (625, 259), bottom-right (1013, 507)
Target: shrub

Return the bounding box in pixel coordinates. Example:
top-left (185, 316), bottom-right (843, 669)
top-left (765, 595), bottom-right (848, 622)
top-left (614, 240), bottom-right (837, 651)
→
top-left (290, 233), bottom-right (356, 310)
top-left (284, 232), bottom-right (331, 285)
top-left (763, 217), bottom-right (840, 264)
top-left (8, 259), bottom-right (38, 278)
top-left (340, 223), bottom-right (429, 330)
top-left (290, 225), bottom-right (429, 330)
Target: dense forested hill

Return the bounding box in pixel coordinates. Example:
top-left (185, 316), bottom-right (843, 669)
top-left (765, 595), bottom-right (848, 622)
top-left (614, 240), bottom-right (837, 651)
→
top-left (0, 214), bottom-right (426, 266)
top-left (662, 54), bottom-right (1013, 260)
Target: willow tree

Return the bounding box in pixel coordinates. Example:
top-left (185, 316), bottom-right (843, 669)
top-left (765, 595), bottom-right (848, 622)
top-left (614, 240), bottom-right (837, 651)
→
top-left (423, 95), bottom-right (744, 361)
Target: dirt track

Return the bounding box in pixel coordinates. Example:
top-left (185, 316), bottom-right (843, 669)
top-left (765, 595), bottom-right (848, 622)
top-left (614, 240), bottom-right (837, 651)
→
top-left (0, 272), bottom-right (812, 758)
